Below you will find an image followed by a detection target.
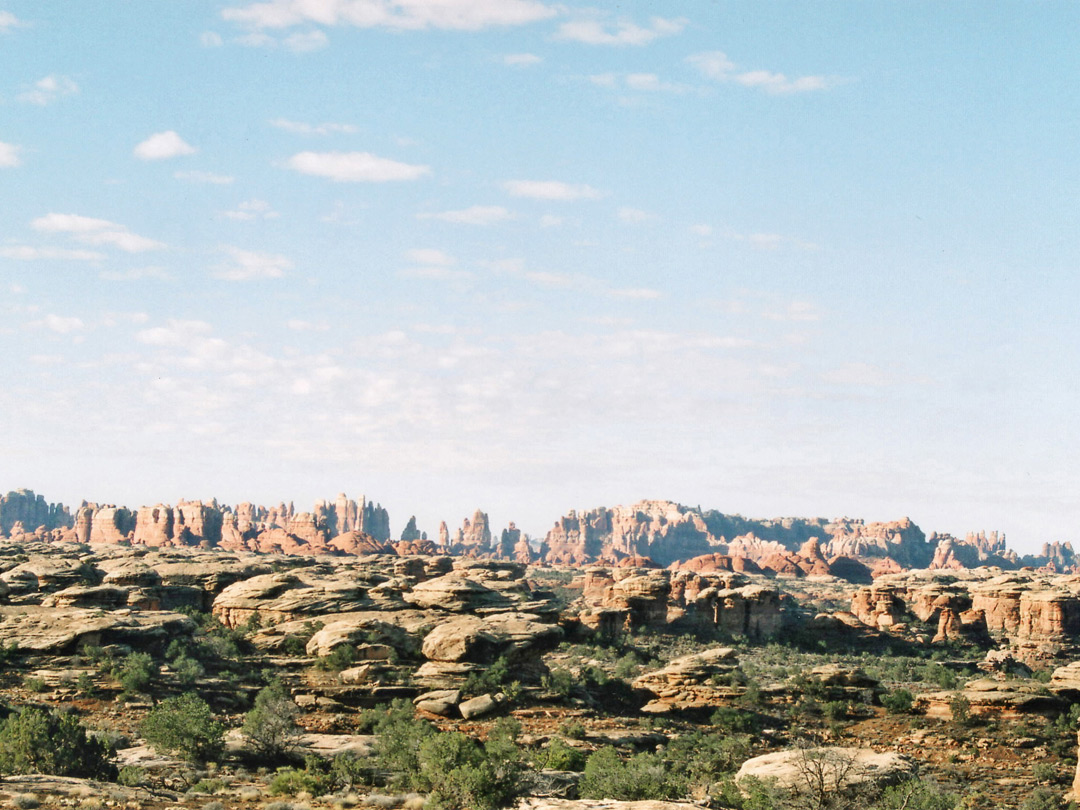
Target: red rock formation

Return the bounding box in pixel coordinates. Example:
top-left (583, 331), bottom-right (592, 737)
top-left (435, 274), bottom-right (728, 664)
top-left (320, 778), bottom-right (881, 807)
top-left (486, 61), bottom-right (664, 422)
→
top-left (0, 490), bottom-right (72, 535)
top-left (450, 509), bottom-right (492, 557)
top-left (329, 532), bottom-right (395, 555)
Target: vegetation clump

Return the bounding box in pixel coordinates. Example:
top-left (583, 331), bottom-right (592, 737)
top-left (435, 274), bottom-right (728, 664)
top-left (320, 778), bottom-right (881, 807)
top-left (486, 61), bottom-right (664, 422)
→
top-left (0, 706), bottom-right (114, 779)
top-left (140, 692), bottom-right (225, 763)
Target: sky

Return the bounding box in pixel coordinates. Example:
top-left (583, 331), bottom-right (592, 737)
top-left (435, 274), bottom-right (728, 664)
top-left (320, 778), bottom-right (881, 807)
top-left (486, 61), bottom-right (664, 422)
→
top-left (1, 2), bottom-right (1079, 554)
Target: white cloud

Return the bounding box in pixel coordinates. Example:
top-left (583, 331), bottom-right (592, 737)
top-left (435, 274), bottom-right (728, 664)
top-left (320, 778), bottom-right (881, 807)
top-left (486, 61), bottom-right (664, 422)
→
top-left (611, 287), bottom-right (662, 300)
top-left (588, 73), bottom-right (617, 88)
top-left (174, 170), bottom-right (235, 184)
top-left (405, 248), bottom-right (454, 266)
top-left (764, 301), bottom-right (822, 322)
top-left (270, 118), bottom-right (359, 135)
top-left (31, 213), bottom-right (165, 253)
top-left (822, 362), bottom-right (890, 388)
top-left (17, 75), bottom-right (79, 106)
top-left (618, 206), bottom-right (654, 224)
top-left (222, 0), bottom-right (556, 32)
top-left (40, 314), bottom-right (84, 334)
top-left (0, 245), bottom-right (104, 261)
top-left (557, 15), bottom-right (685, 46)
top-left (137, 319), bottom-right (213, 347)
top-left (222, 199), bottom-right (280, 221)
top-left (0, 141), bottom-right (22, 168)
top-left (0, 11), bottom-right (19, 31)
top-left (99, 266), bottom-right (172, 281)
top-left (502, 52), bottom-right (541, 66)
top-left (200, 31), bottom-right (225, 47)
top-left (213, 246), bottom-right (292, 280)
top-left (133, 131), bottom-right (198, 161)
top-left (688, 51), bottom-right (835, 95)
top-left (418, 205), bottom-right (513, 225)
top-left (539, 215), bottom-right (563, 228)
top-left (285, 29), bottom-right (329, 51)
top-left (690, 224), bottom-right (713, 237)
top-left (287, 318), bottom-right (330, 331)
top-left (624, 73), bottom-right (687, 93)
top-left (503, 180), bottom-right (603, 201)
top-left (286, 150), bottom-right (430, 182)
top-left (399, 265), bottom-right (473, 282)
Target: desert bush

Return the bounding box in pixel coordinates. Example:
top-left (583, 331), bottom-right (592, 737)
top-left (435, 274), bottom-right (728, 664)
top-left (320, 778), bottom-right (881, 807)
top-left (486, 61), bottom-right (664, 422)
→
top-left (173, 654), bottom-right (206, 686)
top-left (189, 778), bottom-right (227, 794)
top-left (330, 751), bottom-right (371, 788)
top-left (11, 794), bottom-right (39, 810)
top-left (874, 779), bottom-right (959, 809)
top-left (269, 765), bottom-right (331, 797)
top-left (415, 718), bottom-right (523, 810)
top-left (0, 706), bottom-right (114, 779)
top-left (116, 765), bottom-right (147, 787)
top-left (370, 699), bottom-right (436, 791)
top-left (533, 738), bottom-right (586, 772)
top-left (948, 694), bottom-right (972, 726)
top-left (558, 719), bottom-right (587, 740)
top-left (114, 651), bottom-right (158, 694)
top-left (314, 645), bottom-right (358, 672)
top-left (711, 706), bottom-right (761, 734)
top-left (243, 679), bottom-right (302, 761)
top-left (140, 692), bottom-right (225, 763)
top-left (579, 746), bottom-right (685, 802)
top-left (881, 688), bottom-right (915, 715)
top-left (666, 731), bottom-right (751, 787)
top-left (1018, 787), bottom-right (1062, 810)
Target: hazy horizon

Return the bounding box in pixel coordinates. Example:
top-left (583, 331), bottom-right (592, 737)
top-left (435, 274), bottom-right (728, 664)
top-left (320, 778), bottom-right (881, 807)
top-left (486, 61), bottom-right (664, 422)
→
top-left (3, 2), bottom-right (1078, 556)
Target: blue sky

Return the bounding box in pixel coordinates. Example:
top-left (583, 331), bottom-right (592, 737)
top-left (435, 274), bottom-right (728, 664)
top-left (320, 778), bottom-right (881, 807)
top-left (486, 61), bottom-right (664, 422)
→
top-left (2, 1), bottom-right (1078, 553)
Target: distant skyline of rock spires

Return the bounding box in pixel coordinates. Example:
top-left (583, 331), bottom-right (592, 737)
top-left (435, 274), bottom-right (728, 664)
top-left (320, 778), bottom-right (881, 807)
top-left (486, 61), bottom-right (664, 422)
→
top-left (1, 488), bottom-right (1074, 576)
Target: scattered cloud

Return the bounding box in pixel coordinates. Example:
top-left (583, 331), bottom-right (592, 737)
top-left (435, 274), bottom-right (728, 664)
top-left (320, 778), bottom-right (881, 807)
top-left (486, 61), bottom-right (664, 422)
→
top-left (213, 246), bottom-right (292, 280)
top-left (503, 180), bottom-right (603, 201)
top-left (221, 0), bottom-right (557, 32)
top-left (399, 248), bottom-right (472, 282)
top-left (539, 214), bottom-right (563, 228)
top-left (721, 228), bottom-right (819, 252)
top-left (611, 287), bottom-right (662, 300)
top-left (222, 198), bottom-right (280, 221)
top-left (134, 131), bottom-right (197, 160)
top-left (822, 362), bottom-right (890, 388)
top-left (556, 15), bottom-right (685, 46)
top-left (17, 75), bottom-right (79, 106)
top-left (31, 213), bottom-right (166, 253)
top-left (418, 205), bottom-right (513, 226)
top-left (37, 314), bottom-right (85, 334)
top-left (404, 248), bottom-right (454, 266)
top-left (688, 51), bottom-right (836, 95)
top-left (284, 29), bottom-right (328, 51)
top-left (591, 72), bottom-right (689, 94)
top-left (174, 170), bottom-right (235, 185)
top-left (764, 301), bottom-right (822, 322)
top-left (618, 206), bottom-right (654, 224)
top-left (0, 141), bottom-right (22, 168)
top-left (99, 266), bottom-right (172, 281)
top-left (200, 31), bottom-right (224, 46)
top-left (0, 11), bottom-right (20, 31)
top-left (286, 151), bottom-right (430, 182)
top-left (690, 224), bottom-right (713, 237)
top-left (270, 118), bottom-right (359, 135)
top-left (287, 319), bottom-right (330, 331)
top-left (502, 52), bottom-right (541, 66)
top-left (0, 245), bottom-right (104, 261)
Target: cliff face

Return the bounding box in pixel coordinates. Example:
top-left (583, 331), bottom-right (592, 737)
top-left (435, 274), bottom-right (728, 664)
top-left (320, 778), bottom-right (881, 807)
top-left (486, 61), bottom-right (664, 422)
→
top-left (0, 490), bottom-right (73, 535)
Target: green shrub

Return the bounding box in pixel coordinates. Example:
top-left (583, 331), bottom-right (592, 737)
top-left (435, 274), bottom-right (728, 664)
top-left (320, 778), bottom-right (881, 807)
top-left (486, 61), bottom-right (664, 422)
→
top-left (542, 668), bottom-right (576, 699)
top-left (243, 679), bottom-right (302, 761)
top-left (269, 766), bottom-right (331, 797)
top-left (314, 645), bottom-right (358, 672)
top-left (140, 693), bottom-right (225, 763)
top-left (173, 655), bottom-right (205, 686)
top-left (1019, 787), bottom-right (1063, 810)
top-left (876, 779), bottom-right (959, 809)
top-left (948, 694), bottom-right (972, 726)
top-left (533, 738), bottom-right (586, 772)
top-left (881, 688), bottom-right (915, 715)
top-left (558, 719), bottom-right (587, 740)
top-left (0, 706), bottom-right (114, 779)
top-left (371, 699), bottom-right (436, 791)
top-left (114, 652), bottom-right (158, 694)
top-left (579, 747), bottom-right (685, 801)
top-left (116, 765), bottom-right (147, 787)
top-left (417, 720), bottom-right (523, 810)
top-left (665, 731), bottom-right (751, 787)
top-left (710, 706), bottom-right (760, 734)
top-left (23, 677), bottom-right (46, 693)
top-left (330, 751), bottom-right (371, 788)
top-left (189, 778), bottom-right (227, 794)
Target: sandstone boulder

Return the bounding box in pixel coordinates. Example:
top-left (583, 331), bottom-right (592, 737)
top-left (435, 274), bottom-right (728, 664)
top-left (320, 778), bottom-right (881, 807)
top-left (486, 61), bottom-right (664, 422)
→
top-left (735, 747), bottom-right (915, 793)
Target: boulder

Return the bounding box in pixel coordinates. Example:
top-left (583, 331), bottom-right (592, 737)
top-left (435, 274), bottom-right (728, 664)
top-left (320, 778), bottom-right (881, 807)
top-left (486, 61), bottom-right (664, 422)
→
top-left (459, 692), bottom-right (504, 719)
top-left (414, 689), bottom-right (461, 716)
top-left (421, 613), bottom-right (563, 664)
top-left (735, 747), bottom-right (915, 793)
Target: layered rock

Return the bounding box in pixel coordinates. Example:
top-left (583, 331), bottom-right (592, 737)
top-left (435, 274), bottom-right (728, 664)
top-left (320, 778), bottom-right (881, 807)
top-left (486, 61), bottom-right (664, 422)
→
top-left (0, 490), bottom-right (72, 535)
